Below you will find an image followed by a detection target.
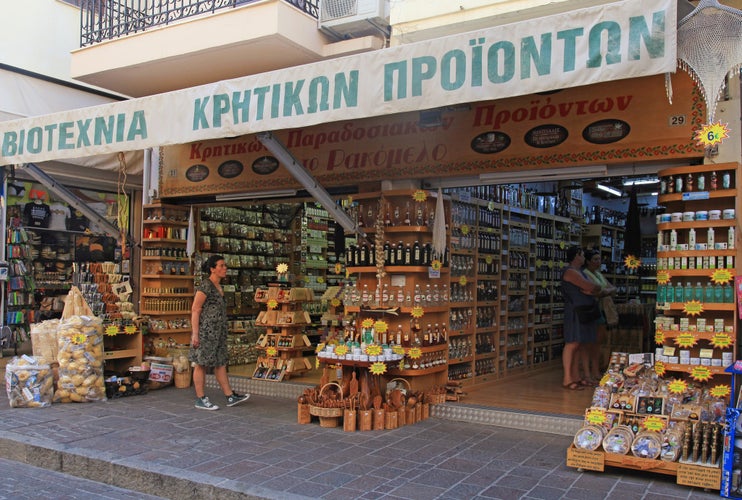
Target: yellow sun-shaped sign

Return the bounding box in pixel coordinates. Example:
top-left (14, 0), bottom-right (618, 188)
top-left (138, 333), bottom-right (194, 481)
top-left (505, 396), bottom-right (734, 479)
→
top-left (124, 325), bottom-right (137, 335)
top-left (710, 385), bottom-right (731, 398)
top-left (643, 416), bottom-right (667, 432)
top-left (683, 300), bottom-right (703, 317)
top-left (392, 345), bottom-right (405, 356)
top-left (675, 332), bottom-right (697, 348)
top-left (398, 359), bottom-right (406, 370)
top-left (335, 345), bottom-right (348, 357)
top-left (373, 320), bottom-right (388, 333)
top-left (412, 190), bottom-right (427, 202)
top-left (711, 269), bottom-right (733, 284)
top-left (369, 362), bottom-right (387, 375)
top-left (654, 361), bottom-right (666, 377)
top-left (696, 121), bottom-right (730, 148)
top-left (654, 329), bottom-right (665, 345)
top-left (267, 299), bottom-right (278, 310)
top-left (276, 263), bottom-right (289, 274)
top-left (410, 306), bottom-right (424, 318)
top-left (459, 276), bottom-right (468, 286)
top-left (71, 333), bottom-right (87, 345)
top-left (330, 297), bottom-right (341, 308)
top-left (585, 408), bottom-right (607, 425)
top-left (365, 344), bottom-right (382, 356)
top-left (711, 333), bottom-right (733, 349)
top-left (266, 346), bottom-right (278, 357)
top-left (334, 263), bottom-right (342, 275)
top-left (656, 270), bottom-right (670, 285)
top-left (667, 378), bottom-right (687, 393)
top-left (431, 260), bottom-right (442, 271)
top-left (361, 318), bottom-right (374, 329)
top-left (105, 325), bottom-right (119, 336)
top-left (315, 342), bottom-right (326, 354)
top-left (461, 225), bottom-right (470, 235)
top-left (691, 366), bottom-right (713, 382)
top-left (408, 347), bottom-right (422, 359)
top-left (624, 255), bottom-right (641, 270)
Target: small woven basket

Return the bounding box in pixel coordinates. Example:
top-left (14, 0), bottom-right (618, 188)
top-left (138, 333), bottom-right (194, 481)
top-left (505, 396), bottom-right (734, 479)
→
top-left (174, 369), bottom-right (191, 389)
top-left (309, 382), bottom-right (345, 427)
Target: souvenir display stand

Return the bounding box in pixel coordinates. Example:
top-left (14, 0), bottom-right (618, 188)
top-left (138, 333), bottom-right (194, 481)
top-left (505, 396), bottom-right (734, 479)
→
top-left (252, 283), bottom-right (314, 381)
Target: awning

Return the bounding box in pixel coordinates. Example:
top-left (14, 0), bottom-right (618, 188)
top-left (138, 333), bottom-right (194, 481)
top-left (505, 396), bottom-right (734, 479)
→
top-left (0, 0), bottom-right (677, 165)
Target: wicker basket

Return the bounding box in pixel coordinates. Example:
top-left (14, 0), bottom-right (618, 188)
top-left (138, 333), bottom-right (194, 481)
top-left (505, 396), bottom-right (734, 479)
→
top-left (309, 382), bottom-right (345, 428)
top-left (174, 369), bottom-right (192, 389)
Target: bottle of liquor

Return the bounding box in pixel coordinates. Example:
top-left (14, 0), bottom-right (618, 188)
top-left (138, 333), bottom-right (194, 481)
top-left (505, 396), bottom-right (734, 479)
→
top-left (667, 175), bottom-right (675, 193)
top-left (686, 172), bottom-right (693, 192)
top-left (395, 324), bottom-right (403, 346)
top-left (395, 241), bottom-right (404, 264)
top-left (423, 324), bottom-right (431, 346)
top-left (412, 240), bottom-right (422, 265)
top-left (402, 324), bottom-right (410, 347)
top-left (697, 172), bottom-right (706, 191)
top-left (403, 243), bottom-right (412, 265)
top-left (710, 171), bottom-right (718, 190)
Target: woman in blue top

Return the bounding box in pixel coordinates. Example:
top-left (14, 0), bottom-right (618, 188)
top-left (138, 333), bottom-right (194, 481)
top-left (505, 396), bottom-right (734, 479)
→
top-left (561, 246), bottom-right (601, 390)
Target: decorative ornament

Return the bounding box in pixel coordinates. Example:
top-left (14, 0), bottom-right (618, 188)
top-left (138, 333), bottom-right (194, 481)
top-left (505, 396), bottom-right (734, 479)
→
top-left (710, 384), bottom-right (731, 398)
top-left (711, 268), bottom-right (733, 284)
top-left (667, 378), bottom-right (687, 393)
top-left (315, 342), bottom-right (326, 354)
top-left (334, 263), bottom-right (343, 275)
top-left (369, 362), bottom-right (387, 375)
top-left (334, 345), bottom-right (349, 357)
top-left (412, 190), bottom-right (427, 202)
top-left (330, 297), bottom-right (341, 308)
top-left (398, 359), bottom-right (405, 371)
top-left (643, 416), bottom-right (667, 432)
top-left (654, 328), bottom-right (665, 345)
top-left (408, 347), bottom-right (422, 359)
top-left (487, 201), bottom-right (495, 211)
top-left (675, 332), bottom-right (698, 348)
top-left (365, 344), bottom-right (382, 356)
top-left (696, 121), bottom-right (730, 147)
top-left (585, 408), bottom-right (607, 426)
top-left (430, 259), bottom-right (442, 271)
top-left (682, 300), bottom-right (704, 317)
top-left (124, 325), bottom-right (137, 335)
top-left (623, 255), bottom-right (641, 270)
top-left (458, 276), bottom-right (468, 286)
top-left (267, 299), bottom-right (278, 310)
top-left (373, 320), bottom-right (388, 334)
top-left (410, 306), bottom-right (424, 318)
top-left (317, 276), bottom-right (325, 284)
top-left (654, 361), bottom-right (666, 377)
top-left (71, 333), bottom-right (87, 345)
top-left (461, 225), bottom-right (470, 235)
top-left (315, 358), bottom-right (320, 369)
top-left (691, 366), bottom-right (712, 382)
top-left (485, 255), bottom-right (493, 265)
top-left (656, 270), bottom-right (670, 285)
top-left (266, 346), bottom-right (278, 357)
top-left (105, 325), bottom-right (119, 336)
top-left (711, 333), bottom-right (733, 349)
top-left (361, 318), bottom-right (374, 329)
top-left (276, 263), bottom-right (289, 275)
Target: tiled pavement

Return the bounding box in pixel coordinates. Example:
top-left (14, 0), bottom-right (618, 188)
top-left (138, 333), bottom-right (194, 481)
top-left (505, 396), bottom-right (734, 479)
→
top-left (0, 376), bottom-right (722, 500)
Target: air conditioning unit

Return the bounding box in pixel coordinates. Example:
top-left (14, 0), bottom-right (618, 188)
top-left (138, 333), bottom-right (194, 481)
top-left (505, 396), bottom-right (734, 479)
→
top-left (319, 0), bottom-right (389, 38)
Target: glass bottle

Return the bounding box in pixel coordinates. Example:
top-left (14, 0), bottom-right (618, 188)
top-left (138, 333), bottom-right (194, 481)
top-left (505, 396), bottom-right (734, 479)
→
top-left (705, 282), bottom-right (715, 303)
top-left (710, 171), bottom-right (718, 190)
top-left (714, 283), bottom-right (723, 303)
top-left (686, 172), bottom-right (693, 192)
top-left (694, 282), bottom-right (703, 302)
top-left (723, 171), bottom-right (731, 189)
top-left (724, 283), bottom-right (734, 303)
top-left (697, 172), bottom-right (706, 191)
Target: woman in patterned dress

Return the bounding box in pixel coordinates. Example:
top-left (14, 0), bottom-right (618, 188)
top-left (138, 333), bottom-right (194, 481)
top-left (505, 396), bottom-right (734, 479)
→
top-left (190, 255), bottom-right (250, 410)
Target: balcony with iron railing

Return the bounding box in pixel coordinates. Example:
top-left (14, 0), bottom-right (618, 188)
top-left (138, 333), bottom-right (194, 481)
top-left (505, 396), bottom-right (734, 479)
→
top-left (79, 0), bottom-right (319, 46)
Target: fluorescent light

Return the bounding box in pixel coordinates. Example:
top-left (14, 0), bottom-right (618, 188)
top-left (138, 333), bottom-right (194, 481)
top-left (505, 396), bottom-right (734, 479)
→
top-left (596, 183), bottom-right (623, 197)
top-left (623, 177), bottom-right (659, 186)
top-left (479, 165), bottom-right (607, 184)
top-left (215, 189), bottom-right (296, 202)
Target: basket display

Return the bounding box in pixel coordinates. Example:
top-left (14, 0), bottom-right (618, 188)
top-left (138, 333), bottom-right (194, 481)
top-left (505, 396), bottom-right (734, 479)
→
top-left (309, 382), bottom-right (345, 427)
top-left (174, 369), bottom-right (192, 388)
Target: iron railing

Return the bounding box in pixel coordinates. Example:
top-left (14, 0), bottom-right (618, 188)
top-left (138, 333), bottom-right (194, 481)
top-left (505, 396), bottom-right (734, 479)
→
top-left (79, 0), bottom-right (320, 46)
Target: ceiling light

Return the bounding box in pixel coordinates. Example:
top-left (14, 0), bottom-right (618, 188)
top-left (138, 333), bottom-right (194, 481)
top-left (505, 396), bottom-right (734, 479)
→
top-left (622, 177), bottom-right (659, 186)
top-left (596, 183), bottom-right (624, 197)
top-left (215, 189), bottom-right (297, 202)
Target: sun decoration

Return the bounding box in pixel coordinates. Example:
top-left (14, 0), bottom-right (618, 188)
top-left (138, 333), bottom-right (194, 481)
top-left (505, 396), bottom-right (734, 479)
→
top-left (334, 263), bottom-right (343, 275)
top-left (365, 344), bottom-right (382, 356)
top-left (315, 342), bottom-right (326, 354)
top-left (682, 300), bottom-right (703, 317)
top-left (667, 378), bottom-right (687, 394)
top-left (276, 263), bottom-right (289, 275)
top-left (695, 121), bottom-right (730, 148)
top-left (124, 325), bottom-right (137, 335)
top-left (266, 346), bottom-right (278, 357)
top-left (370, 362), bottom-right (387, 375)
top-left (330, 297), bottom-right (341, 308)
top-left (711, 268), bottom-right (734, 284)
top-left (711, 385), bottom-right (731, 399)
top-left (412, 190), bottom-right (427, 202)
top-left (585, 408), bottom-right (607, 425)
top-left (398, 359), bottom-right (406, 370)
top-left (623, 255), bottom-right (641, 270)
top-left (643, 416), bottom-right (667, 432)
top-left (654, 361), bottom-right (666, 377)
top-left (459, 276), bottom-right (468, 286)
top-left (691, 366), bottom-right (712, 383)
top-left (105, 325), bottom-right (119, 336)
top-left (361, 318), bottom-right (374, 329)
top-left (266, 299), bottom-right (278, 310)
top-left (711, 333), bottom-right (733, 349)
top-left (373, 320), bottom-right (388, 334)
top-left (335, 345), bottom-right (349, 357)
top-left (408, 347), bottom-right (422, 359)
top-left (430, 259), bottom-right (442, 271)
top-left (71, 333), bottom-right (87, 345)
top-left (410, 306), bottom-right (424, 318)
top-left (656, 270), bottom-right (670, 285)
top-left (654, 329), bottom-right (665, 346)
top-left (392, 345), bottom-right (406, 356)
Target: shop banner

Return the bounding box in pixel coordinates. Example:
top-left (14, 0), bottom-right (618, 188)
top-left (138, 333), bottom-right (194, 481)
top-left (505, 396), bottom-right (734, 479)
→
top-left (0, 0), bottom-right (676, 165)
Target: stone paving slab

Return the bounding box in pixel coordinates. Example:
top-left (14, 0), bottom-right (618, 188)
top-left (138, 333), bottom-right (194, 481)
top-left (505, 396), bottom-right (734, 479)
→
top-left (0, 380), bottom-right (724, 499)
